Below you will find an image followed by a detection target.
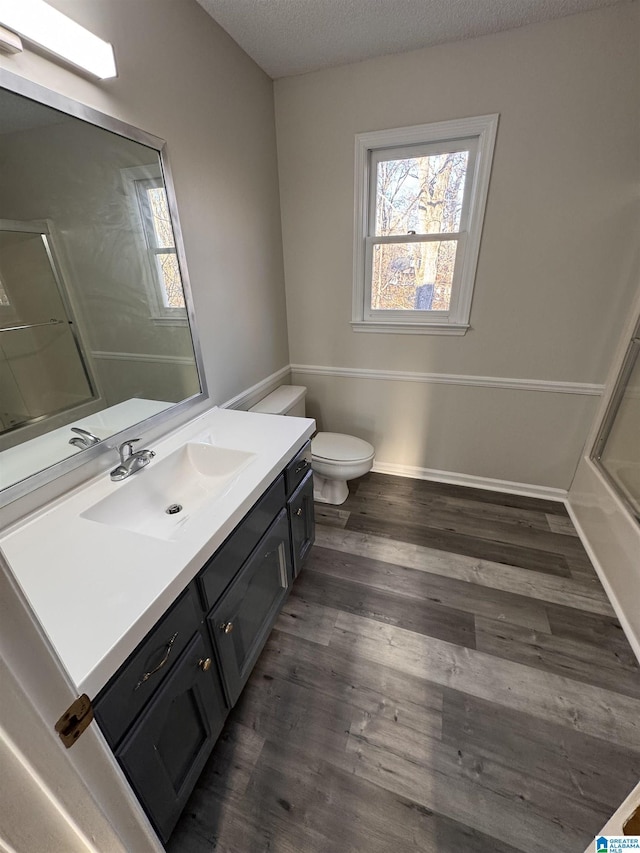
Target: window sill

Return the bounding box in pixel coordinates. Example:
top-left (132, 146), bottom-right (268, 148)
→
top-left (351, 321), bottom-right (470, 336)
top-left (149, 315), bottom-right (189, 328)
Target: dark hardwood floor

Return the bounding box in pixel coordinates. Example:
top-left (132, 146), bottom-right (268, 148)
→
top-left (168, 473), bottom-right (640, 853)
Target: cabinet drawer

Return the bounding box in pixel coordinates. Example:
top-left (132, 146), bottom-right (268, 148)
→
top-left (95, 586), bottom-right (201, 748)
top-left (208, 509), bottom-right (292, 706)
top-left (284, 441), bottom-right (312, 496)
top-left (198, 474), bottom-right (286, 609)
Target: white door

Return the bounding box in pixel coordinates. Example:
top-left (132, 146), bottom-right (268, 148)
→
top-left (0, 551), bottom-right (163, 853)
top-left (586, 781), bottom-right (640, 852)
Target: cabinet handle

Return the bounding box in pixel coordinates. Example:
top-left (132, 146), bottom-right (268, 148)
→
top-left (198, 657), bottom-right (212, 671)
top-left (295, 508), bottom-right (303, 516)
top-left (294, 460), bottom-right (309, 473)
top-left (220, 621), bottom-right (234, 634)
top-left (134, 632), bottom-right (178, 690)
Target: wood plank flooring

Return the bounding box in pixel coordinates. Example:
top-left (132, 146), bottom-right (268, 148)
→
top-left (168, 473), bottom-right (640, 853)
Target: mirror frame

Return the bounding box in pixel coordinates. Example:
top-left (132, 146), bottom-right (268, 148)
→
top-left (0, 68), bottom-right (209, 510)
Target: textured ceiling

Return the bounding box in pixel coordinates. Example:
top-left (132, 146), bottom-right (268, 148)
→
top-left (196, 0), bottom-right (629, 78)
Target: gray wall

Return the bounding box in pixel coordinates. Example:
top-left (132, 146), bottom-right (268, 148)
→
top-left (275, 3), bottom-right (640, 490)
top-left (0, 0), bottom-right (290, 408)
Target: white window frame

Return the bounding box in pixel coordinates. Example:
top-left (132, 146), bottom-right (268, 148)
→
top-left (120, 165), bottom-right (187, 327)
top-left (352, 114), bottom-right (498, 335)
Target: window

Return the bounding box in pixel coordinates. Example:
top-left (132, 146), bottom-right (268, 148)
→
top-left (135, 177), bottom-right (186, 313)
top-left (353, 115), bottom-right (498, 334)
top-left (121, 165), bottom-right (187, 325)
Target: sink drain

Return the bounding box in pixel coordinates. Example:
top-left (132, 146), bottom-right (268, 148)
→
top-left (166, 503), bottom-right (183, 515)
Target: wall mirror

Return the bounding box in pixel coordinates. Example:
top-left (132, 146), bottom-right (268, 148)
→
top-left (0, 70), bottom-right (207, 506)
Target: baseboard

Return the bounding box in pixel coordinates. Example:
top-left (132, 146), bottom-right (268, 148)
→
top-left (371, 460), bottom-right (568, 502)
top-left (220, 365), bottom-right (291, 411)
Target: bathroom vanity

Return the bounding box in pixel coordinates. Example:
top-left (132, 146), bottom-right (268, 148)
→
top-left (0, 405), bottom-right (316, 843)
top-left (0, 68), bottom-right (317, 848)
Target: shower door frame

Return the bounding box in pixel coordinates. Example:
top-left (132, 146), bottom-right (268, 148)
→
top-left (0, 218), bottom-right (99, 434)
top-left (591, 314), bottom-right (640, 523)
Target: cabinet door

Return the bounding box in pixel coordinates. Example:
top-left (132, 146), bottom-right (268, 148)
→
top-left (288, 470), bottom-right (315, 578)
top-left (209, 509), bottom-right (292, 706)
top-left (116, 632), bottom-right (227, 843)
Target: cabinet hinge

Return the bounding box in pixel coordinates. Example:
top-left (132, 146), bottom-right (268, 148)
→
top-left (55, 694), bottom-right (94, 748)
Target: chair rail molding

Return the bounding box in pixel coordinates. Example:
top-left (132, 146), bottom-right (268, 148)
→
top-left (290, 364), bottom-right (604, 396)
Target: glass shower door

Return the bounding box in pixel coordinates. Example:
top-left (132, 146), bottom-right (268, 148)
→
top-left (593, 324), bottom-right (640, 520)
top-left (0, 226), bottom-right (96, 433)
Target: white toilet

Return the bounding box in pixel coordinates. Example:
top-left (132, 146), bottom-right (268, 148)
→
top-left (249, 385), bottom-right (374, 505)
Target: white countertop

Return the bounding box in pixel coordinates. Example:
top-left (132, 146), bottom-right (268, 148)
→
top-left (0, 406), bottom-right (314, 697)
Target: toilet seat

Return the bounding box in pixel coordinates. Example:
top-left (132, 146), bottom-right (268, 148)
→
top-left (312, 432), bottom-right (374, 463)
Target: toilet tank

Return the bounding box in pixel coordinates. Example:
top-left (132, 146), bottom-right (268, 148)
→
top-left (249, 385), bottom-right (307, 417)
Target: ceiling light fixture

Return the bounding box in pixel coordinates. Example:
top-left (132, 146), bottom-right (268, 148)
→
top-left (0, 0), bottom-right (116, 79)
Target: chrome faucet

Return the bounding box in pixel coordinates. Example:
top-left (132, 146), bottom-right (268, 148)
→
top-left (110, 439), bottom-right (156, 481)
top-left (69, 426), bottom-right (101, 449)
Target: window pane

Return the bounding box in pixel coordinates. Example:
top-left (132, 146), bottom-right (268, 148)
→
top-left (147, 187), bottom-right (175, 249)
top-left (371, 241), bottom-right (457, 311)
top-left (375, 151), bottom-right (468, 236)
top-left (156, 252), bottom-right (185, 308)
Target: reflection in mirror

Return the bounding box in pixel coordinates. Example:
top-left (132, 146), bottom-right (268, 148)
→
top-left (594, 327), bottom-right (640, 522)
top-left (0, 80), bottom-right (204, 498)
top-left (0, 223), bottom-right (96, 431)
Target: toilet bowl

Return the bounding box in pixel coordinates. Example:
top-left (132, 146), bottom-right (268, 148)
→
top-left (311, 432), bottom-right (375, 505)
top-left (249, 385), bottom-right (375, 505)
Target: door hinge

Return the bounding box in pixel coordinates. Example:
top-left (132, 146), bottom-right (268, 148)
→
top-left (624, 804), bottom-right (640, 835)
top-left (55, 694), bottom-right (94, 748)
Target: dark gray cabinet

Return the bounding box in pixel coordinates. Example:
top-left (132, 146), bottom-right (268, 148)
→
top-left (94, 444), bottom-right (315, 844)
top-left (198, 475), bottom-right (286, 611)
top-left (207, 508), bottom-right (292, 705)
top-left (116, 632), bottom-right (227, 842)
top-left (288, 470), bottom-right (315, 578)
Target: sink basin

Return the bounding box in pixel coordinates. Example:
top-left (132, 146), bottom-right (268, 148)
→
top-left (81, 443), bottom-right (256, 540)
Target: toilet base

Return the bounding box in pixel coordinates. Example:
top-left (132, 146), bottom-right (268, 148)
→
top-left (312, 473), bottom-right (349, 505)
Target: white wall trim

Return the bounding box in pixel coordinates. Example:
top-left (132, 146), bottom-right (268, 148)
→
top-left (91, 351), bottom-right (195, 366)
top-left (220, 365), bottom-right (292, 411)
top-left (371, 459), bottom-right (567, 502)
top-left (291, 363), bottom-right (604, 396)
top-left (351, 321), bottom-right (470, 335)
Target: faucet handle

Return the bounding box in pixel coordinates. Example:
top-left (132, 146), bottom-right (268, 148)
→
top-left (117, 438), bottom-right (140, 464)
top-left (69, 426), bottom-right (101, 447)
